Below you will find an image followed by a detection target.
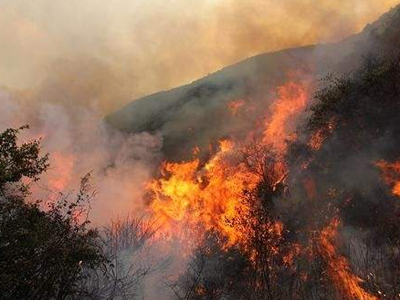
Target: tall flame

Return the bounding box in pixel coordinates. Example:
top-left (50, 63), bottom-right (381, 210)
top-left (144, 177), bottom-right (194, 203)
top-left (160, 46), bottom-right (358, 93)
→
top-left (319, 218), bottom-right (377, 300)
top-left (263, 81), bottom-right (309, 153)
top-left (148, 80), bottom-right (310, 248)
top-left (148, 140), bottom-right (260, 246)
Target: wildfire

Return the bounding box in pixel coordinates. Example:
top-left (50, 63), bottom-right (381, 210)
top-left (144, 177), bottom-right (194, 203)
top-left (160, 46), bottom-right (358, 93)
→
top-left (283, 242), bottom-right (302, 266)
top-left (318, 218), bottom-right (377, 300)
top-left (308, 129), bottom-right (325, 150)
top-left (376, 160), bottom-right (400, 197)
top-left (227, 99), bottom-right (245, 115)
top-left (148, 140), bottom-right (259, 246)
top-left (308, 119), bottom-right (335, 151)
top-left (263, 81), bottom-right (309, 153)
top-left (147, 80), bottom-right (310, 250)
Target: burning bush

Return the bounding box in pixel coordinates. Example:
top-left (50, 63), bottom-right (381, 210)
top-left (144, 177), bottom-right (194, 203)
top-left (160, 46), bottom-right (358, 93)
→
top-left (146, 57), bottom-right (400, 299)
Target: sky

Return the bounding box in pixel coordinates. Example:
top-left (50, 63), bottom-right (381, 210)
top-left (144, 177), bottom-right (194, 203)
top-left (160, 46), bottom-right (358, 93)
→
top-left (0, 0), bottom-right (399, 114)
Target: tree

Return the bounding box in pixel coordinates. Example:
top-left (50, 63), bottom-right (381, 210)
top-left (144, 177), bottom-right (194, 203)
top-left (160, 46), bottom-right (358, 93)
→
top-left (0, 126), bottom-right (105, 300)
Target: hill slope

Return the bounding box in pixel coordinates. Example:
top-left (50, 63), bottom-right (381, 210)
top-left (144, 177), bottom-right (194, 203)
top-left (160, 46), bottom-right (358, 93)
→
top-left (106, 4), bottom-right (400, 160)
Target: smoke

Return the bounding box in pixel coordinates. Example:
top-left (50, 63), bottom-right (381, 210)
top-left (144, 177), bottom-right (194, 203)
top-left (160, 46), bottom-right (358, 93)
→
top-left (0, 86), bottom-right (197, 299)
top-left (1, 2), bottom-right (400, 298)
top-left (0, 86), bottom-right (175, 298)
top-left (0, 0), bottom-right (399, 114)
top-left (0, 88), bottom-right (163, 225)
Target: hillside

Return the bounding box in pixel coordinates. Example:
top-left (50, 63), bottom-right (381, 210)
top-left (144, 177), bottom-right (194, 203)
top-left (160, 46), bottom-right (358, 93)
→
top-left (107, 4), bottom-right (400, 160)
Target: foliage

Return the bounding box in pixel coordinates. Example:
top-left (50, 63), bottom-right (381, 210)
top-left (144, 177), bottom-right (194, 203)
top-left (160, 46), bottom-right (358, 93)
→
top-left (0, 125), bottom-right (49, 196)
top-left (308, 57), bottom-right (400, 145)
top-left (0, 126), bottom-right (105, 300)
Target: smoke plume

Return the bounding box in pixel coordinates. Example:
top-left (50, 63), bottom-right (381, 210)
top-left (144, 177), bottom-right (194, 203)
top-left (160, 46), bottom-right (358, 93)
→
top-left (0, 0), bottom-right (399, 114)
top-left (0, 89), bottom-right (163, 225)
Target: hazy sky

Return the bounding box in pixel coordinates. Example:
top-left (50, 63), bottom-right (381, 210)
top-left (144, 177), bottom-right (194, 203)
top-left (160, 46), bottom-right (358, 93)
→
top-left (0, 0), bottom-right (399, 114)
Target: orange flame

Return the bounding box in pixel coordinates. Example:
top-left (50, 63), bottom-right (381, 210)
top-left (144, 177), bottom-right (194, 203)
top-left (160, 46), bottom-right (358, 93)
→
top-left (319, 218), bottom-right (377, 300)
top-left (148, 80), bottom-right (310, 250)
top-left (283, 242), bottom-right (302, 266)
top-left (308, 119), bottom-right (335, 151)
top-left (263, 81), bottom-right (309, 153)
top-left (376, 160), bottom-right (400, 197)
top-left (148, 140), bottom-right (259, 246)
top-left (308, 129), bottom-right (325, 150)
